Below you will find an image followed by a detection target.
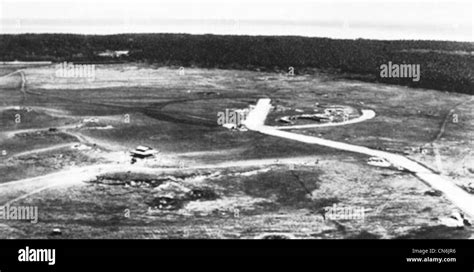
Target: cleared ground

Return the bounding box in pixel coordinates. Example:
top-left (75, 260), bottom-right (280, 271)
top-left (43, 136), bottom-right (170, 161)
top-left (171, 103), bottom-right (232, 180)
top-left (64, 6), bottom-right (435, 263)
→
top-left (0, 63), bottom-right (472, 239)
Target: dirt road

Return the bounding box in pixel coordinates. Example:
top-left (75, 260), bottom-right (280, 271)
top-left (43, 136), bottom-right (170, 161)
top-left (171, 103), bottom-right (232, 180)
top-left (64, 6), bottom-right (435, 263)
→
top-left (246, 99), bottom-right (474, 219)
top-left (0, 155), bottom-right (322, 206)
top-left (274, 109), bottom-right (376, 130)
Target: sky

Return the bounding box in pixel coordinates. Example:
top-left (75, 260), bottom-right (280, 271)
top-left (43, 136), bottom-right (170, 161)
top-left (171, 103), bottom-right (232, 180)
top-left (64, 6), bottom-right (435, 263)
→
top-left (0, 0), bottom-right (472, 41)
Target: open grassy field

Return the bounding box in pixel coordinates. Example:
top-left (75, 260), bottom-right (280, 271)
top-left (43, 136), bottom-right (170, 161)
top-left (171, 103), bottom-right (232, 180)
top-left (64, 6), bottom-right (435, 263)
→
top-left (0, 63), bottom-right (472, 239)
top-left (3, 160), bottom-right (470, 239)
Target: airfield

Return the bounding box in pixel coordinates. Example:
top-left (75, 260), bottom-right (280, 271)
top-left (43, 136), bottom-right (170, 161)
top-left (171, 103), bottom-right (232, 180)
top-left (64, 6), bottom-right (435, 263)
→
top-left (0, 63), bottom-right (473, 239)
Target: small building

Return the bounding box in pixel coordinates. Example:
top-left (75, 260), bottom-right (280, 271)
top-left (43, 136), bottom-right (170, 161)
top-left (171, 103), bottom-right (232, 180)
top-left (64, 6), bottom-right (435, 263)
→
top-left (222, 123), bottom-right (237, 130)
top-left (367, 157), bottom-right (391, 168)
top-left (278, 116), bottom-right (294, 124)
top-left (83, 118), bottom-right (99, 123)
top-left (130, 145), bottom-right (156, 159)
top-left (222, 123), bottom-right (248, 132)
top-left (97, 50), bottom-right (129, 58)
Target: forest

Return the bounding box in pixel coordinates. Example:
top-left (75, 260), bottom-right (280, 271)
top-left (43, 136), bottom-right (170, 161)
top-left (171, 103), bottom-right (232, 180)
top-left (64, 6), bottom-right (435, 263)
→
top-left (1, 33), bottom-right (472, 94)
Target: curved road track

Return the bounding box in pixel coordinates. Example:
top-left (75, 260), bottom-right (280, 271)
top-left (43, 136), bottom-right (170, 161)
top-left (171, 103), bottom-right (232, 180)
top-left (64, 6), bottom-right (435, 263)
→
top-left (244, 98), bottom-right (474, 219)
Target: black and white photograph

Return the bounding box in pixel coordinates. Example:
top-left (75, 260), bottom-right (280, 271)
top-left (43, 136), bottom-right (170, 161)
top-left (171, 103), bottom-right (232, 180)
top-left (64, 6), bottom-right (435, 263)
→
top-left (0, 0), bottom-right (473, 268)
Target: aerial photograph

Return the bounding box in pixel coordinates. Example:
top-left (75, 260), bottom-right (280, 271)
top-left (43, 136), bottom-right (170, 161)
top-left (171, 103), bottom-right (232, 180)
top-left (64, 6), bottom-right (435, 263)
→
top-left (0, 0), bottom-right (473, 241)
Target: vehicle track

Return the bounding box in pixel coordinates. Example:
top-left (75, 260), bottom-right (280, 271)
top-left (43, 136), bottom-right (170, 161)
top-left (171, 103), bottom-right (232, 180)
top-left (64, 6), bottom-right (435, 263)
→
top-left (245, 98), bottom-right (474, 219)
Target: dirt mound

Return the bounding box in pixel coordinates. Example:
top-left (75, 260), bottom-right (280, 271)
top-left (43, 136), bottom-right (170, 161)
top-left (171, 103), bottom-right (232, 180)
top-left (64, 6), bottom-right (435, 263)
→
top-left (148, 197), bottom-right (184, 210)
top-left (256, 233), bottom-right (295, 239)
top-left (149, 181), bottom-right (220, 211)
top-left (152, 181), bottom-right (191, 198)
top-left (187, 188), bottom-right (219, 201)
top-left (92, 172), bottom-right (171, 187)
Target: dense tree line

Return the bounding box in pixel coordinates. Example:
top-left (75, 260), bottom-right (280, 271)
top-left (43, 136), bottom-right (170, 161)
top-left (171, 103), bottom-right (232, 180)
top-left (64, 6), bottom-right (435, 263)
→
top-left (0, 34), bottom-right (472, 94)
